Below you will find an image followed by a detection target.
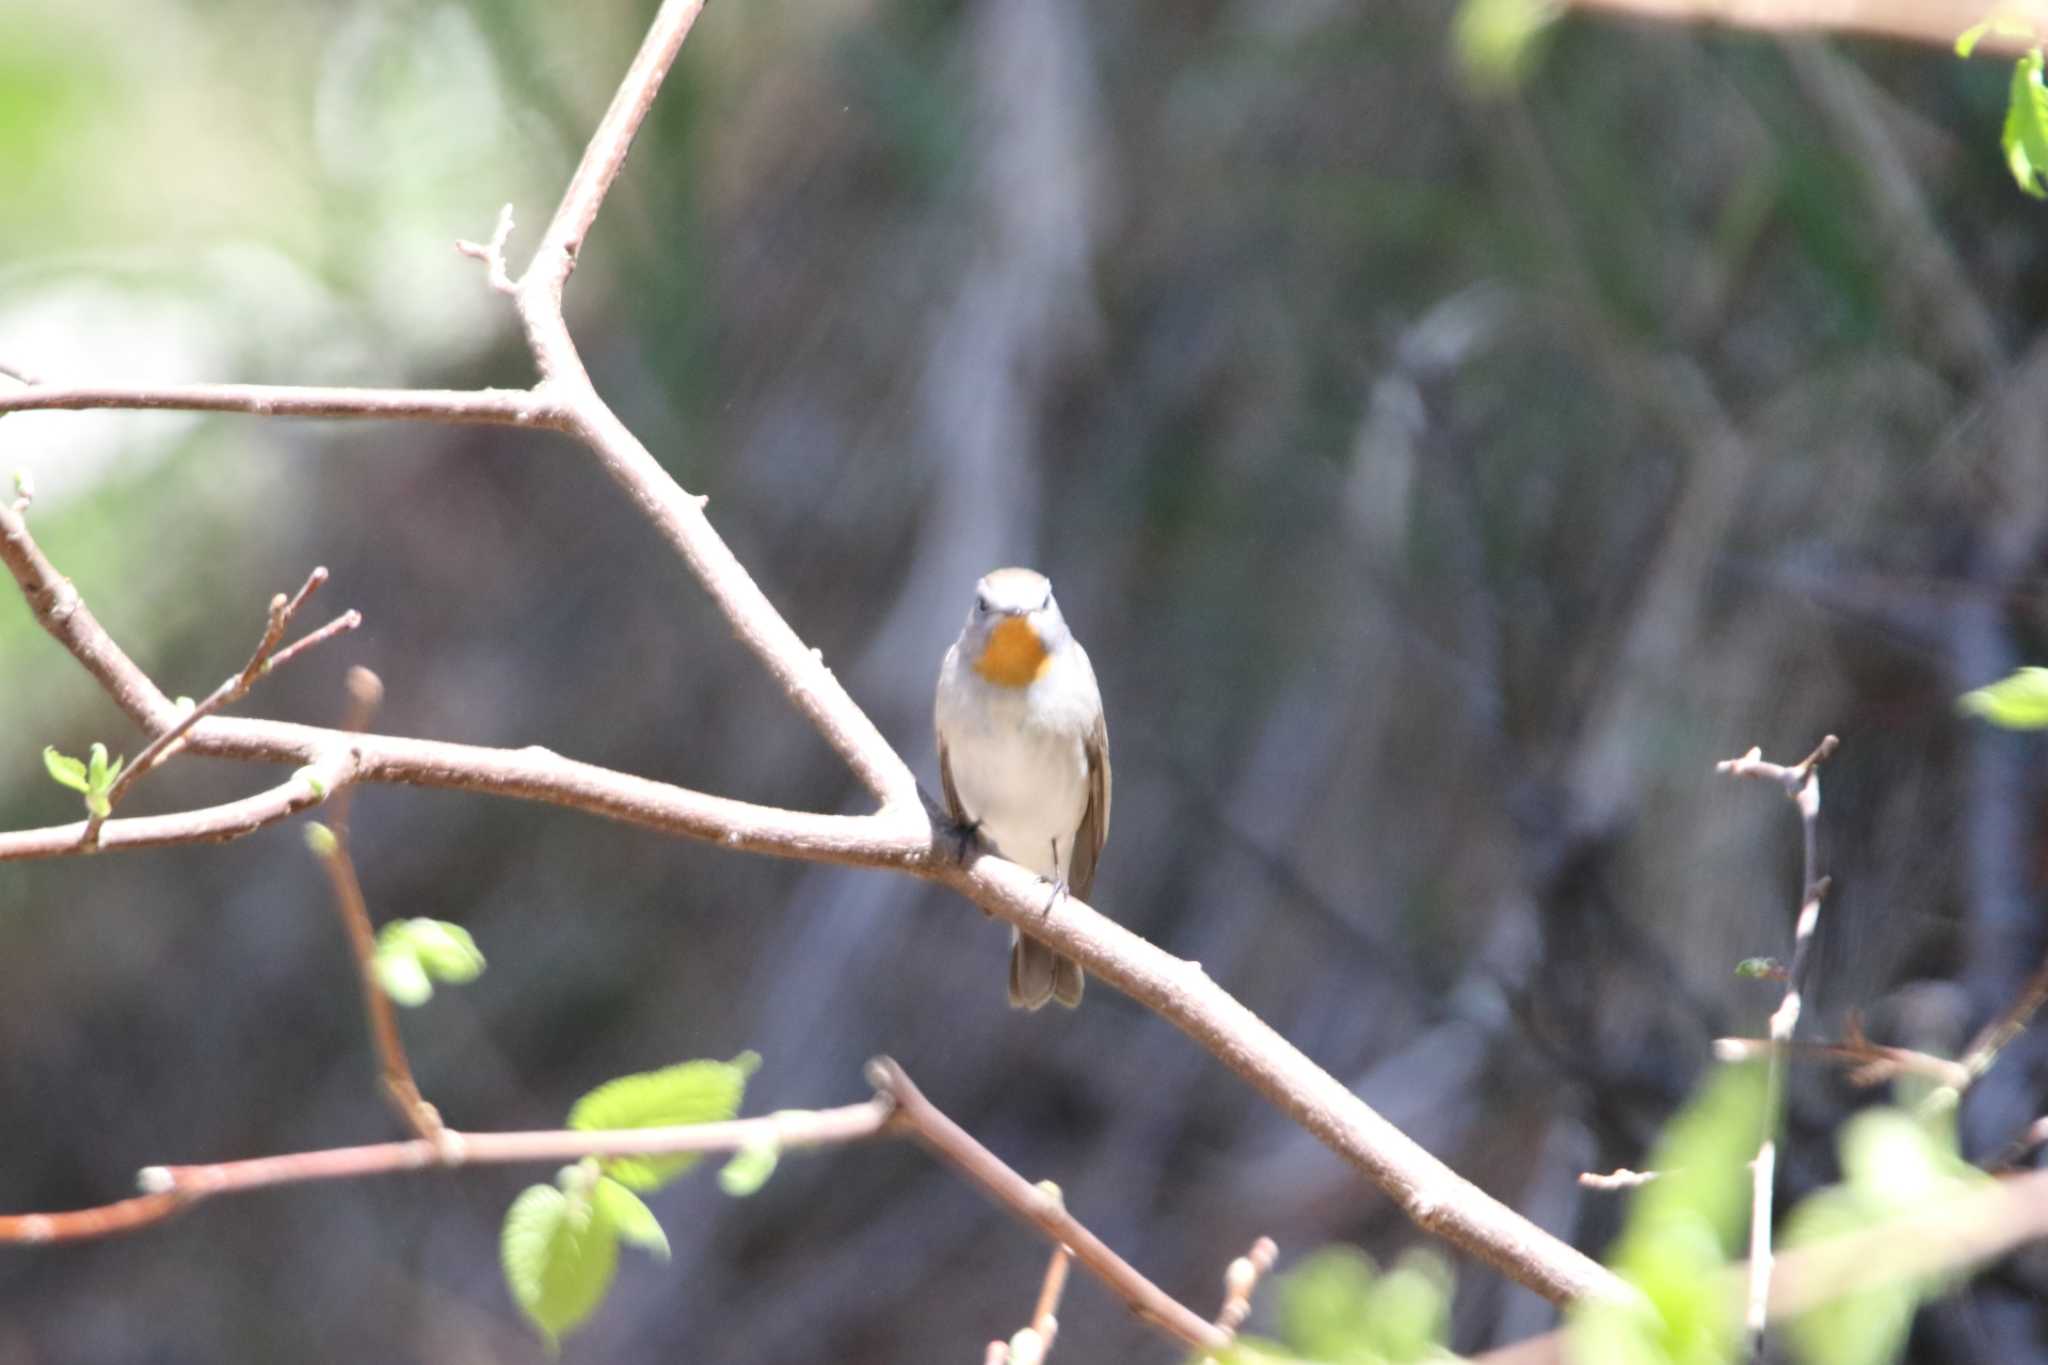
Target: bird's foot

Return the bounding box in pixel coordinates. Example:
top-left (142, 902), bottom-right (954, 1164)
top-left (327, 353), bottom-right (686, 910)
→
top-left (946, 816), bottom-right (982, 866)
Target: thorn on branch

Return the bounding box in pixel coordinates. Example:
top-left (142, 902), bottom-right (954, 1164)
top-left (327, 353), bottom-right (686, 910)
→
top-left (456, 203), bottom-right (519, 296)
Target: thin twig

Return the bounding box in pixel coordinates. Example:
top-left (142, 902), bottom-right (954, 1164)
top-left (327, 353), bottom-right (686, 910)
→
top-left (1212, 1236), bottom-right (1278, 1338)
top-left (523, 0), bottom-right (708, 302)
top-left (1030, 1242), bottom-right (1072, 1333)
top-left (0, 382), bottom-right (564, 426)
top-left (1578, 1167), bottom-right (1663, 1191)
top-left (80, 566), bottom-right (357, 846)
top-left (0, 1098), bottom-right (896, 1243)
top-left (301, 665), bottom-right (445, 1141)
top-left (1717, 735), bottom-right (1837, 1355)
top-left (868, 1058), bottom-right (1231, 1354)
top-left (1957, 949), bottom-right (2048, 1085)
top-left (1988, 1116), bottom-right (2048, 1174)
top-left (0, 754), bottom-right (353, 861)
top-left (307, 827), bottom-right (443, 1144)
top-left (1712, 1032), bottom-right (1971, 1091)
top-left (991, 1241), bottom-right (1072, 1364)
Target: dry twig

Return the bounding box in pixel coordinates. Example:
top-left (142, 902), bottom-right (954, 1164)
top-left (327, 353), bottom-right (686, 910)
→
top-left (1716, 735), bottom-right (1836, 1353)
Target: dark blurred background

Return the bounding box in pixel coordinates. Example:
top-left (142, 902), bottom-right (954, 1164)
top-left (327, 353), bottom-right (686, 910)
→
top-left (3, 0), bottom-right (2047, 1360)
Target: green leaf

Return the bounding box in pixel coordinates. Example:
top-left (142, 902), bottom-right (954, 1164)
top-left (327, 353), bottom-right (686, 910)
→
top-left (2002, 50), bottom-right (2048, 198)
top-left (1274, 1245), bottom-right (1379, 1360)
top-left (373, 947), bottom-right (435, 1007)
top-left (381, 918), bottom-right (486, 983)
top-left (568, 1053), bottom-right (760, 1192)
top-left (1452, 0), bottom-right (1558, 96)
top-left (594, 1177), bottom-right (671, 1260)
top-left (42, 746), bottom-right (88, 794)
top-left (500, 1182), bottom-right (621, 1348)
top-left (86, 741), bottom-right (111, 789)
top-left (1957, 13), bottom-right (2041, 56)
top-left (718, 1141), bottom-right (779, 1198)
top-left (1784, 1110), bottom-right (1979, 1365)
top-left (1571, 1064), bottom-right (1764, 1365)
top-left (1359, 1250), bottom-right (1453, 1362)
top-left (303, 822), bottom-right (339, 859)
top-left (1958, 665), bottom-right (2048, 727)
top-left (370, 920), bottom-right (487, 1006)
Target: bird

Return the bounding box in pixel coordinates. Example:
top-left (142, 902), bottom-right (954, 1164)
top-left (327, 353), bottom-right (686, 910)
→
top-left (934, 567), bottom-right (1110, 1009)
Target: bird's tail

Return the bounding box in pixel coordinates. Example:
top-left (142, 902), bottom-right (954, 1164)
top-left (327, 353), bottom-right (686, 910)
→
top-left (1009, 930), bottom-right (1083, 1010)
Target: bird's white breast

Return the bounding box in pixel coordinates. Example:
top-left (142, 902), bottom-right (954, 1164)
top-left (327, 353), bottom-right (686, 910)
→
top-left (936, 643), bottom-right (1097, 882)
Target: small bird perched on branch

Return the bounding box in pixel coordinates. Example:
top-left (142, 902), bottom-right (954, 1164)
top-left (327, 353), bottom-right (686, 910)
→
top-left (935, 568), bottom-right (1111, 1009)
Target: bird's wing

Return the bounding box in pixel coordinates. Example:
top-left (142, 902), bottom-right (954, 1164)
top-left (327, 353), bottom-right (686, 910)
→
top-left (1067, 711), bottom-right (1111, 900)
top-left (937, 736), bottom-right (968, 826)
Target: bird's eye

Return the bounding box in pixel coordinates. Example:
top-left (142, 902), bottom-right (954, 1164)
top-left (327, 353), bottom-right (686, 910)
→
top-left (975, 596), bottom-right (991, 615)
top-left (1041, 590), bottom-right (1053, 610)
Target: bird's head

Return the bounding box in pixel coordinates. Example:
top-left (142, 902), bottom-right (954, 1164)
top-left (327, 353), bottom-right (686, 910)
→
top-left (961, 567), bottom-right (1069, 688)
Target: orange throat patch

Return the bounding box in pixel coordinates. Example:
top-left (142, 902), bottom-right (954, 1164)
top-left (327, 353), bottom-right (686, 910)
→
top-left (972, 617), bottom-right (1053, 687)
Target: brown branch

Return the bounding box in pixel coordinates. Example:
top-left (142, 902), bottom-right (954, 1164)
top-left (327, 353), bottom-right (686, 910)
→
top-left (0, 481), bottom-right (1624, 1304)
top-left (1714, 1018), bottom-right (1974, 1090)
top-left (1564, 0), bottom-right (2048, 50)
top-left (869, 1059), bottom-right (1230, 1354)
top-left (0, 0), bottom-right (1629, 1311)
top-left (306, 823), bottom-right (443, 1144)
top-left (0, 1192), bottom-right (193, 1245)
top-left (303, 665), bottom-right (445, 1143)
top-left (1717, 736), bottom-right (1837, 1352)
top-left (0, 1099), bottom-right (898, 1243)
top-left (0, 753), bottom-right (354, 861)
top-left (1, 1058), bottom-right (1225, 1358)
top-left (1, 495), bottom-right (179, 728)
top-left (522, 0), bottom-right (708, 304)
top-left (0, 382), bottom-right (563, 427)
